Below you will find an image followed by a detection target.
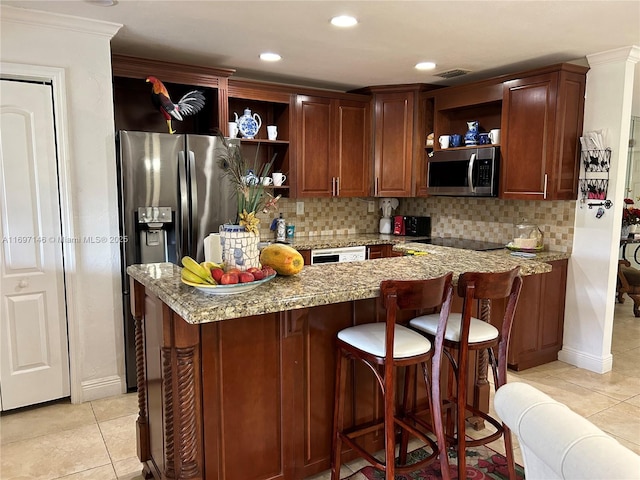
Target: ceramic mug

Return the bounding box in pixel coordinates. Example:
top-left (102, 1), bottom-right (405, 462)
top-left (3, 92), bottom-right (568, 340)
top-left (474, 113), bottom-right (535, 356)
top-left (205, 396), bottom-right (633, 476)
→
top-left (272, 172), bottom-right (287, 186)
top-left (439, 135), bottom-right (451, 149)
top-left (228, 121), bottom-right (239, 138)
top-left (450, 134), bottom-right (462, 147)
top-left (489, 129), bottom-right (501, 145)
top-left (267, 125), bottom-right (278, 141)
top-left (260, 176), bottom-right (273, 186)
top-left (478, 133), bottom-right (491, 145)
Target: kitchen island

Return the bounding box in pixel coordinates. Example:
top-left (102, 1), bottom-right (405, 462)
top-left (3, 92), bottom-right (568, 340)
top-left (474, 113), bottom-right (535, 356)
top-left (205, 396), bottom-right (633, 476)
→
top-left (127, 247), bottom-right (557, 480)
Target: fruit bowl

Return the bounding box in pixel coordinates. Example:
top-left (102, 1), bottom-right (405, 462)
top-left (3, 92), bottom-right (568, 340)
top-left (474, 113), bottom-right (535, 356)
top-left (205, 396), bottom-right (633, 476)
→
top-left (181, 273), bottom-right (276, 295)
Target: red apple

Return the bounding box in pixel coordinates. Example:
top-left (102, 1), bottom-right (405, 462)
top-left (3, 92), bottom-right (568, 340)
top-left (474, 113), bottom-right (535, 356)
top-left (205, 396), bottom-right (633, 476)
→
top-left (211, 267), bottom-right (224, 283)
top-left (239, 272), bottom-right (255, 283)
top-left (252, 269), bottom-right (265, 280)
top-left (262, 266), bottom-right (276, 277)
top-left (247, 267), bottom-right (261, 274)
top-left (220, 273), bottom-right (239, 285)
top-left (226, 267), bottom-right (241, 275)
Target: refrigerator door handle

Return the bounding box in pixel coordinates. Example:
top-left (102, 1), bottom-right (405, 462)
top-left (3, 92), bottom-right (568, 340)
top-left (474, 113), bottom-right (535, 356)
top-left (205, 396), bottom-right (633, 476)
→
top-left (188, 150), bottom-right (198, 257)
top-left (177, 150), bottom-right (189, 260)
top-left (116, 135), bottom-right (130, 296)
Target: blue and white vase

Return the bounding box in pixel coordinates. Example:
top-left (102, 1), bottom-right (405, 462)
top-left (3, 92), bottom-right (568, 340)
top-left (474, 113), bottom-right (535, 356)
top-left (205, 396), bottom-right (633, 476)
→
top-left (464, 121), bottom-right (479, 146)
top-left (219, 224), bottom-right (260, 271)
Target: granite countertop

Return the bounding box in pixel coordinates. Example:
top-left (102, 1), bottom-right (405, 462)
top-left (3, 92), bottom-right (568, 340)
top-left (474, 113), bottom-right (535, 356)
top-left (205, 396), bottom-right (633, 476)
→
top-left (127, 244), bottom-right (557, 325)
top-left (393, 241), bottom-right (571, 263)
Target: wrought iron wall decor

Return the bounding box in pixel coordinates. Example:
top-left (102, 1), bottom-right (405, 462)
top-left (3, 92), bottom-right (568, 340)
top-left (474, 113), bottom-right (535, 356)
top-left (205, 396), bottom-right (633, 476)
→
top-left (580, 148), bottom-right (612, 213)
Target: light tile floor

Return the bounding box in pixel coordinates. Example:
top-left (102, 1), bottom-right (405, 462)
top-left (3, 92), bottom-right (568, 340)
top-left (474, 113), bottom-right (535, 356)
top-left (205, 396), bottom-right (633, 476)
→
top-left (2, 302), bottom-right (638, 480)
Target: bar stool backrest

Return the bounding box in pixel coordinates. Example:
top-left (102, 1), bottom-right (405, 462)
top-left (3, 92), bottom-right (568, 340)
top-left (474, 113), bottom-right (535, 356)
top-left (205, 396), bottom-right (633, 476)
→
top-left (382, 272), bottom-right (454, 312)
top-left (380, 272), bottom-right (454, 364)
top-left (457, 268), bottom-right (521, 301)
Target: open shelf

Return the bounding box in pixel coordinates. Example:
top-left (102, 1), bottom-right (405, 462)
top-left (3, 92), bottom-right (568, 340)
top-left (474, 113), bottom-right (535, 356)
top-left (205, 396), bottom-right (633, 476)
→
top-left (238, 138), bottom-right (290, 146)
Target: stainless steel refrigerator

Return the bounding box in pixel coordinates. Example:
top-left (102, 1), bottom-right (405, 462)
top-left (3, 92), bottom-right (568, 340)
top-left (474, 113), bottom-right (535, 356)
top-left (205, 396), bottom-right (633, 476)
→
top-left (116, 130), bottom-right (236, 389)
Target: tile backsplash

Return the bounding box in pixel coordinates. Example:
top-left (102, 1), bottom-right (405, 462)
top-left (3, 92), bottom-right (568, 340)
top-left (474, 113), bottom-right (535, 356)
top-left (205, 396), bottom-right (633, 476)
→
top-left (400, 197), bottom-right (575, 253)
top-left (257, 197), bottom-right (380, 239)
top-left (257, 197), bottom-right (575, 253)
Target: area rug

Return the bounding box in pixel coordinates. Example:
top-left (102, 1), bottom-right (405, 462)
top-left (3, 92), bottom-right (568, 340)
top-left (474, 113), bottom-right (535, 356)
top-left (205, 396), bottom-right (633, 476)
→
top-left (344, 445), bottom-right (525, 480)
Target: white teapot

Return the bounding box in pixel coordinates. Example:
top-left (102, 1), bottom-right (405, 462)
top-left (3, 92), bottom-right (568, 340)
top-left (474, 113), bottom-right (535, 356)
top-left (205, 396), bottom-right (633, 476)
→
top-left (234, 108), bottom-right (262, 139)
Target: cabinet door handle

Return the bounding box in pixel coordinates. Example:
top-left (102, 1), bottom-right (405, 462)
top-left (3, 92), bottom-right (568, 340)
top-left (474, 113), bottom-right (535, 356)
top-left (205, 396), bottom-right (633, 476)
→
top-left (543, 174), bottom-right (548, 199)
top-left (331, 177), bottom-right (335, 196)
top-left (336, 177), bottom-right (340, 196)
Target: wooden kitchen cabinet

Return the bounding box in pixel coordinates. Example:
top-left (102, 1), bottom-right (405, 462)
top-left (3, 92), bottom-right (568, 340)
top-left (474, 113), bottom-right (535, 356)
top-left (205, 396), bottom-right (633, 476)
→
top-left (372, 89), bottom-right (416, 197)
top-left (111, 54), bottom-right (233, 135)
top-left (427, 63), bottom-right (587, 201)
top-left (366, 244), bottom-right (386, 259)
top-left (360, 84), bottom-right (439, 197)
top-left (228, 80), bottom-right (294, 194)
top-left (294, 94), bottom-right (370, 198)
top-left (489, 259), bottom-right (569, 370)
top-left (299, 249), bottom-right (311, 265)
top-left (500, 65), bottom-right (587, 200)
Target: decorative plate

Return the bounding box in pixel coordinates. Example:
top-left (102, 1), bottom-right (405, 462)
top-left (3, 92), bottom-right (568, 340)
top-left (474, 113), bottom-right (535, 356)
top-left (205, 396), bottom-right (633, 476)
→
top-left (181, 273), bottom-right (276, 295)
top-left (505, 242), bottom-right (544, 253)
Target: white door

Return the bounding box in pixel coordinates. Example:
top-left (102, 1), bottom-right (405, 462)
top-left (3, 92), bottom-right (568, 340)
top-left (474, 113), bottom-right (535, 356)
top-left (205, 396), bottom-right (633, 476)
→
top-left (0, 79), bottom-right (70, 410)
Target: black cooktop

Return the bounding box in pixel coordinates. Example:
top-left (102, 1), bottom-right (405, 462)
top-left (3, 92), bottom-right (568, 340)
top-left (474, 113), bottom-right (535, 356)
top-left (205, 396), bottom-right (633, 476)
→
top-left (413, 237), bottom-right (506, 251)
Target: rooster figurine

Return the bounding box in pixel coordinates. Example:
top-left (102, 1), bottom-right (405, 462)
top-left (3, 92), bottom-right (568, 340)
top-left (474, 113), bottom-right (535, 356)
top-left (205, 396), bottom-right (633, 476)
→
top-left (146, 76), bottom-right (206, 134)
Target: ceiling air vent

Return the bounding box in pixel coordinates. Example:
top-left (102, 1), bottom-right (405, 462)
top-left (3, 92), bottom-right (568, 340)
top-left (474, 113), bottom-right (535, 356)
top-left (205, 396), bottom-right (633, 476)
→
top-left (434, 68), bottom-right (471, 79)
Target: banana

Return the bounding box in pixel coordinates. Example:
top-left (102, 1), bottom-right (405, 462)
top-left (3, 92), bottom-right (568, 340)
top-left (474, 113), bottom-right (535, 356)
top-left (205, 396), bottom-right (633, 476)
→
top-left (201, 261), bottom-right (223, 271)
top-left (181, 256), bottom-right (215, 284)
top-left (181, 268), bottom-right (208, 284)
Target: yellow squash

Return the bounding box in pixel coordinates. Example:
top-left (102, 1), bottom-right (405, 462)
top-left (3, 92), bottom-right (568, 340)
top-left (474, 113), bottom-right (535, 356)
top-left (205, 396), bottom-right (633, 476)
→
top-left (259, 244), bottom-right (304, 276)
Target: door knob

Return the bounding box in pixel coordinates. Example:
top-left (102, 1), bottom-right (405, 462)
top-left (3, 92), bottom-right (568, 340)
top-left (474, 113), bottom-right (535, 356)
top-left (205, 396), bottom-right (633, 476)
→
top-left (18, 279), bottom-right (28, 288)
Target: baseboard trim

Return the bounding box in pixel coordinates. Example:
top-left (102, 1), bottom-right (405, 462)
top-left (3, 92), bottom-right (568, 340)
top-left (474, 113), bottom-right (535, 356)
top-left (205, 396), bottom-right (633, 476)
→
top-left (80, 375), bottom-right (126, 402)
top-left (558, 346), bottom-right (613, 373)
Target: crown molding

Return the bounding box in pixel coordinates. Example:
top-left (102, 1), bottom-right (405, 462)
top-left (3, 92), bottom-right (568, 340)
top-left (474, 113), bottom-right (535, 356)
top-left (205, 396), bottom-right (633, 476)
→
top-left (587, 45), bottom-right (640, 67)
top-left (1, 5), bottom-right (121, 39)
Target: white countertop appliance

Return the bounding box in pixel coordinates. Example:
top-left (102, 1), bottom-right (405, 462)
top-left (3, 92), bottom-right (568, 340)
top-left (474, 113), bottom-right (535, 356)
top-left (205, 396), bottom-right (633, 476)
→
top-left (310, 245), bottom-right (367, 264)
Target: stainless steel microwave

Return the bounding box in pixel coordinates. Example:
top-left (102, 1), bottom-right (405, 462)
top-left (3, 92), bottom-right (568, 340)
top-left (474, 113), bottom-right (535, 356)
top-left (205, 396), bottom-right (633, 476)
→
top-left (427, 146), bottom-right (500, 197)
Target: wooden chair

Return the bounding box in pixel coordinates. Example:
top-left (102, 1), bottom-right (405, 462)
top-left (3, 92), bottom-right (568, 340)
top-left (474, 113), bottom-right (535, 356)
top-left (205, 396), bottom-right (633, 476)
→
top-left (331, 273), bottom-right (454, 480)
top-left (408, 268), bottom-right (522, 480)
top-left (617, 259), bottom-right (640, 317)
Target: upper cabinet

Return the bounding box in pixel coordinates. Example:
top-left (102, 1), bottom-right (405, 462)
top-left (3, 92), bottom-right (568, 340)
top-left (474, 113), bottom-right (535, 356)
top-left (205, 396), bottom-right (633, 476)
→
top-left (111, 55), bottom-right (587, 202)
top-left (294, 94), bottom-right (370, 198)
top-left (358, 85), bottom-right (436, 197)
top-left (501, 65), bottom-right (587, 200)
top-left (228, 80), bottom-right (294, 194)
top-left (429, 63), bottom-right (587, 201)
top-left (373, 90), bottom-right (415, 197)
top-left (111, 54), bottom-right (234, 135)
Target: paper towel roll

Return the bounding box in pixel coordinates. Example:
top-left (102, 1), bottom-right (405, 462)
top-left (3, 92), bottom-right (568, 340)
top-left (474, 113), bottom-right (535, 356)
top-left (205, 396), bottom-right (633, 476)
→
top-left (204, 233), bottom-right (222, 264)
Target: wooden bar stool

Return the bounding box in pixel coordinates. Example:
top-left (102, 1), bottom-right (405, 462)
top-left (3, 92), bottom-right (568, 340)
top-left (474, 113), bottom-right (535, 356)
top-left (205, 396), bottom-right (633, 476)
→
top-left (330, 272), bottom-right (454, 480)
top-left (408, 267), bottom-right (522, 480)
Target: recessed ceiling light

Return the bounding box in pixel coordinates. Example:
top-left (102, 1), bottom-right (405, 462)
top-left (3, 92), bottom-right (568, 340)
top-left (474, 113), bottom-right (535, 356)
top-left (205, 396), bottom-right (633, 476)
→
top-left (415, 62), bottom-right (437, 71)
top-left (330, 15), bottom-right (358, 27)
top-left (260, 52), bottom-right (282, 62)
top-left (84, 0), bottom-right (117, 6)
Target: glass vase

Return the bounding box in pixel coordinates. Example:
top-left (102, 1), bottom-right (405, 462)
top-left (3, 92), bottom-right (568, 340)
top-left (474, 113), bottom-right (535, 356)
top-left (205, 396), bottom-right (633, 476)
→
top-left (219, 224), bottom-right (260, 271)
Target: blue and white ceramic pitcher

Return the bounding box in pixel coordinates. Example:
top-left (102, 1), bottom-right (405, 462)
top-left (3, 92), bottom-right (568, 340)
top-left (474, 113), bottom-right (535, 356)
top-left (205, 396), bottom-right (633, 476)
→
top-left (464, 121), bottom-right (479, 146)
top-left (234, 108), bottom-right (262, 139)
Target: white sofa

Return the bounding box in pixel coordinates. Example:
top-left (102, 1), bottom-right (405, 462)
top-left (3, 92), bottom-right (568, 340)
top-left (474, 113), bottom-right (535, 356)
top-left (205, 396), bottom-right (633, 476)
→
top-left (494, 382), bottom-right (640, 480)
